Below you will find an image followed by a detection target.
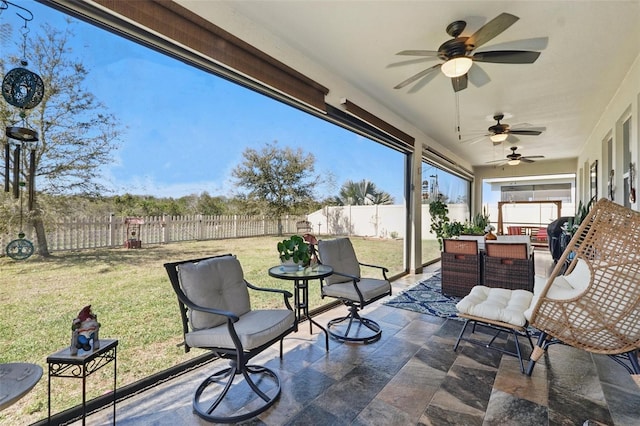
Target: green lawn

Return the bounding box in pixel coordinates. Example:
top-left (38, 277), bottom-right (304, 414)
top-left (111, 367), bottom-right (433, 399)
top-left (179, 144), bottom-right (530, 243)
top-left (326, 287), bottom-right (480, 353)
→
top-left (0, 235), bottom-right (439, 424)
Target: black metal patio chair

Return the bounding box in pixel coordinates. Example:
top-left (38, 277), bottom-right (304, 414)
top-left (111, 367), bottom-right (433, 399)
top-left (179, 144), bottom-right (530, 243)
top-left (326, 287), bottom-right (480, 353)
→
top-left (164, 254), bottom-right (296, 423)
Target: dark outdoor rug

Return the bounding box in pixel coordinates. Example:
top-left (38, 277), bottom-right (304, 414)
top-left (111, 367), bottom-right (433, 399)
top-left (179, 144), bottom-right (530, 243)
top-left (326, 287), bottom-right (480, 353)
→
top-left (384, 272), bottom-right (462, 321)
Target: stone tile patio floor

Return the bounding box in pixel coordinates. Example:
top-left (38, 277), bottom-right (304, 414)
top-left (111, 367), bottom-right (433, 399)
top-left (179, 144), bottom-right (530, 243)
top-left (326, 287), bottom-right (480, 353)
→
top-left (72, 252), bottom-right (640, 425)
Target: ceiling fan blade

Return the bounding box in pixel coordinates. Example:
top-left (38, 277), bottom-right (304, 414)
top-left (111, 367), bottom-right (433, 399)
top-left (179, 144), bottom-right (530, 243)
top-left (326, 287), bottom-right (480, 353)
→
top-left (469, 135), bottom-right (491, 145)
top-left (466, 13), bottom-right (519, 50)
top-left (387, 56), bottom-right (439, 69)
top-left (486, 158), bottom-right (508, 164)
top-left (479, 37), bottom-right (549, 52)
top-left (408, 69), bottom-right (440, 93)
top-left (508, 129), bottom-right (543, 136)
top-left (394, 64), bottom-right (441, 89)
top-left (396, 50), bottom-right (440, 57)
top-left (468, 63), bottom-right (491, 88)
top-left (523, 155), bottom-right (545, 159)
top-left (472, 50), bottom-right (541, 64)
top-left (451, 73), bottom-right (468, 92)
top-left (460, 134), bottom-right (489, 145)
top-left (521, 158), bottom-right (536, 163)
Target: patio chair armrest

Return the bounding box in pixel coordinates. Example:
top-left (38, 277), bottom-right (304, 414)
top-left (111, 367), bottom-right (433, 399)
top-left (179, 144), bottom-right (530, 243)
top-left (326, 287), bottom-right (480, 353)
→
top-left (324, 270), bottom-right (368, 303)
top-left (358, 262), bottom-right (388, 272)
top-left (181, 298), bottom-right (240, 322)
top-left (246, 280), bottom-right (294, 310)
top-left (246, 281), bottom-right (293, 298)
top-left (358, 262), bottom-right (389, 280)
top-left (330, 270), bottom-right (360, 283)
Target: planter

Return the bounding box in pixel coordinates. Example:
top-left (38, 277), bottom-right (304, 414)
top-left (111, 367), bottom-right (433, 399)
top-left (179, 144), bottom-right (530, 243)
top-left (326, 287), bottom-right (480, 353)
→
top-left (280, 260), bottom-right (302, 272)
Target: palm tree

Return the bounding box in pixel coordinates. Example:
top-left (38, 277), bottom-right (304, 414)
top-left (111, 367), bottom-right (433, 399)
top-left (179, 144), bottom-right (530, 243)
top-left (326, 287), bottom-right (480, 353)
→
top-left (334, 179), bottom-right (394, 205)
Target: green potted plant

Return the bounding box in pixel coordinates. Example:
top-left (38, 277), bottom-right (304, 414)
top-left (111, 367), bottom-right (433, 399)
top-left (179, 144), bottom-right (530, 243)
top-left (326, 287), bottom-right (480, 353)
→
top-left (429, 199), bottom-right (450, 250)
top-left (277, 234), bottom-right (311, 270)
top-left (430, 199), bottom-right (471, 249)
top-left (562, 197), bottom-right (595, 238)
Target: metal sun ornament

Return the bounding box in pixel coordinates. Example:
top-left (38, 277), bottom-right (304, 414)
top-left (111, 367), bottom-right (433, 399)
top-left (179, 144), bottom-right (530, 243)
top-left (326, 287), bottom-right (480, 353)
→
top-left (1, 1), bottom-right (43, 110)
top-left (2, 65), bottom-right (44, 109)
top-left (2, 1), bottom-right (42, 260)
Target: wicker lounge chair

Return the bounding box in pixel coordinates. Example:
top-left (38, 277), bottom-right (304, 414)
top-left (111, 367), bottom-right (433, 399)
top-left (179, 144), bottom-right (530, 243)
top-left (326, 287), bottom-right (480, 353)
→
top-left (525, 199), bottom-right (640, 380)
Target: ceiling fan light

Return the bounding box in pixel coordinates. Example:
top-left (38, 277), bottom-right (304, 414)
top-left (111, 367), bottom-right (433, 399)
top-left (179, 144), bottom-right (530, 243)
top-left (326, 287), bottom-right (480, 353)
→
top-left (508, 159), bottom-right (521, 166)
top-left (441, 56), bottom-right (472, 78)
top-left (490, 133), bottom-right (509, 143)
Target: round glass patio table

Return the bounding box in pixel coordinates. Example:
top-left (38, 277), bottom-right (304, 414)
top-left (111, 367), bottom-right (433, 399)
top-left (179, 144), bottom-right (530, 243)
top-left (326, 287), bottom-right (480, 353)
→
top-left (268, 264), bottom-right (333, 351)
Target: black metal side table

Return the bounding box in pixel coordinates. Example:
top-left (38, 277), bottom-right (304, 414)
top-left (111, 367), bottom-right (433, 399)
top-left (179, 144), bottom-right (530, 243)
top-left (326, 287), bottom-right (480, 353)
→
top-left (268, 264), bottom-right (333, 351)
top-left (47, 338), bottom-right (118, 425)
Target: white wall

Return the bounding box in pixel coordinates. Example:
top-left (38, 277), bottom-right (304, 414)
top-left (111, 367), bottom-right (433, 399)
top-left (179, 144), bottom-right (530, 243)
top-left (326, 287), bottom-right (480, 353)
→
top-left (577, 54), bottom-right (640, 208)
top-left (306, 203), bottom-right (472, 241)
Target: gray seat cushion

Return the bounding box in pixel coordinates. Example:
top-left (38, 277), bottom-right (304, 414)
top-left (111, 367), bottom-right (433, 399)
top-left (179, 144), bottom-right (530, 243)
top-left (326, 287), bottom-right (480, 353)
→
top-left (177, 255), bottom-right (295, 350)
top-left (318, 238), bottom-right (361, 285)
top-left (185, 309), bottom-right (295, 350)
top-left (318, 238), bottom-right (390, 301)
top-left (321, 277), bottom-right (391, 301)
top-left (177, 255), bottom-right (251, 329)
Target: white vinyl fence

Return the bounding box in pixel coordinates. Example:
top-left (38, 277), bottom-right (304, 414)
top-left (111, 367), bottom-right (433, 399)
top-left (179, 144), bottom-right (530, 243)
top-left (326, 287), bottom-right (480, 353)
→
top-left (0, 214), bottom-right (309, 254)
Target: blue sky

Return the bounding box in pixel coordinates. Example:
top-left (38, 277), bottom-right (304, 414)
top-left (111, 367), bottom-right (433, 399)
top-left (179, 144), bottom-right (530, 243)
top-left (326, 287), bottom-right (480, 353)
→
top-left (4, 2), bottom-right (467, 204)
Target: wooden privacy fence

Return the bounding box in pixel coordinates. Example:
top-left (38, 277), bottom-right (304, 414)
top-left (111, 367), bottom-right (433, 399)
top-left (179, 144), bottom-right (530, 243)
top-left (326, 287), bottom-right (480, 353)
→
top-left (0, 214), bottom-right (308, 254)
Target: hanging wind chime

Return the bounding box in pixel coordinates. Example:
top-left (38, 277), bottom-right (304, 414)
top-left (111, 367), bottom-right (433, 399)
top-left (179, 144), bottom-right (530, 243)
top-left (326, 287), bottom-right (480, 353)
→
top-left (2, 1), bottom-right (43, 260)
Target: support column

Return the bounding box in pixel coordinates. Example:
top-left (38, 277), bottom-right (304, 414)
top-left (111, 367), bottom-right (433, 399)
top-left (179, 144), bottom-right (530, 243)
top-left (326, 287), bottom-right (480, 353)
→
top-left (409, 147), bottom-right (423, 274)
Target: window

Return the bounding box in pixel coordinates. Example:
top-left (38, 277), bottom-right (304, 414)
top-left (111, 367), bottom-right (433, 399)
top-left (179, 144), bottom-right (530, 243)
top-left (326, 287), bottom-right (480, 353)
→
top-left (623, 116), bottom-right (632, 207)
top-left (500, 183), bottom-right (572, 203)
top-left (421, 161), bottom-right (471, 264)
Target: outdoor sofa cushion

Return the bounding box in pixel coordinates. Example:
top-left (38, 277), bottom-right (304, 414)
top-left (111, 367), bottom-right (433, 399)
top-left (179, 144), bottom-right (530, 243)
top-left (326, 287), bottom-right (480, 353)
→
top-left (456, 286), bottom-right (534, 327)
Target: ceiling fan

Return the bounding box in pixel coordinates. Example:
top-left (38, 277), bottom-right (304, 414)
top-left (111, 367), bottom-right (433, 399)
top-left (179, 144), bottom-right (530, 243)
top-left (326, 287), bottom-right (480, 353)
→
top-left (486, 146), bottom-right (544, 166)
top-left (466, 113), bottom-right (546, 145)
top-left (393, 13), bottom-right (541, 93)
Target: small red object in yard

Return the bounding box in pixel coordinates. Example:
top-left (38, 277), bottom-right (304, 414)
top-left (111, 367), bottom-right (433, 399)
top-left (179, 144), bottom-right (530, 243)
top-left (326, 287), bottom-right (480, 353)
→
top-left (124, 217), bottom-right (144, 249)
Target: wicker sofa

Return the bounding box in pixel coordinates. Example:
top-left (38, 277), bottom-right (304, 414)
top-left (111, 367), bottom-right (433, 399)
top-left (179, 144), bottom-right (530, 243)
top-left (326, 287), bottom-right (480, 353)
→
top-left (483, 241), bottom-right (535, 292)
top-left (441, 239), bottom-right (482, 297)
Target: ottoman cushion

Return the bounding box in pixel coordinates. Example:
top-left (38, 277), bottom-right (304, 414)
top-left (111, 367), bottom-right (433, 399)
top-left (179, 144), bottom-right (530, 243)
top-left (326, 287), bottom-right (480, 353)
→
top-left (456, 286), bottom-right (534, 327)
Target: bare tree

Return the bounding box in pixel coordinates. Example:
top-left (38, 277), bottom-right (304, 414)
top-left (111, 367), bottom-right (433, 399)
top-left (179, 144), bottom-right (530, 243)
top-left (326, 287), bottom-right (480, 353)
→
top-left (1, 21), bottom-right (122, 256)
top-left (232, 141), bottom-right (319, 234)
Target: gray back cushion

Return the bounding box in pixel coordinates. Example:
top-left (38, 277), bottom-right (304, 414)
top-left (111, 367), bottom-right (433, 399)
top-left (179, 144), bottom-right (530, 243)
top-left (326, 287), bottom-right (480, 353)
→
top-left (177, 255), bottom-right (251, 330)
top-left (318, 238), bottom-right (361, 285)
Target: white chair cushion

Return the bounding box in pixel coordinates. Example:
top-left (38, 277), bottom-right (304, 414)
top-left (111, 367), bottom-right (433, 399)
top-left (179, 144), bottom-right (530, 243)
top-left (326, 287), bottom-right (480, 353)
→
top-left (524, 258), bottom-right (592, 320)
top-left (456, 286), bottom-right (534, 327)
top-left (177, 255), bottom-right (251, 330)
top-left (318, 238), bottom-right (361, 285)
top-left (185, 309), bottom-right (295, 350)
top-left (321, 277), bottom-right (390, 301)
top-left (562, 258), bottom-right (591, 292)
